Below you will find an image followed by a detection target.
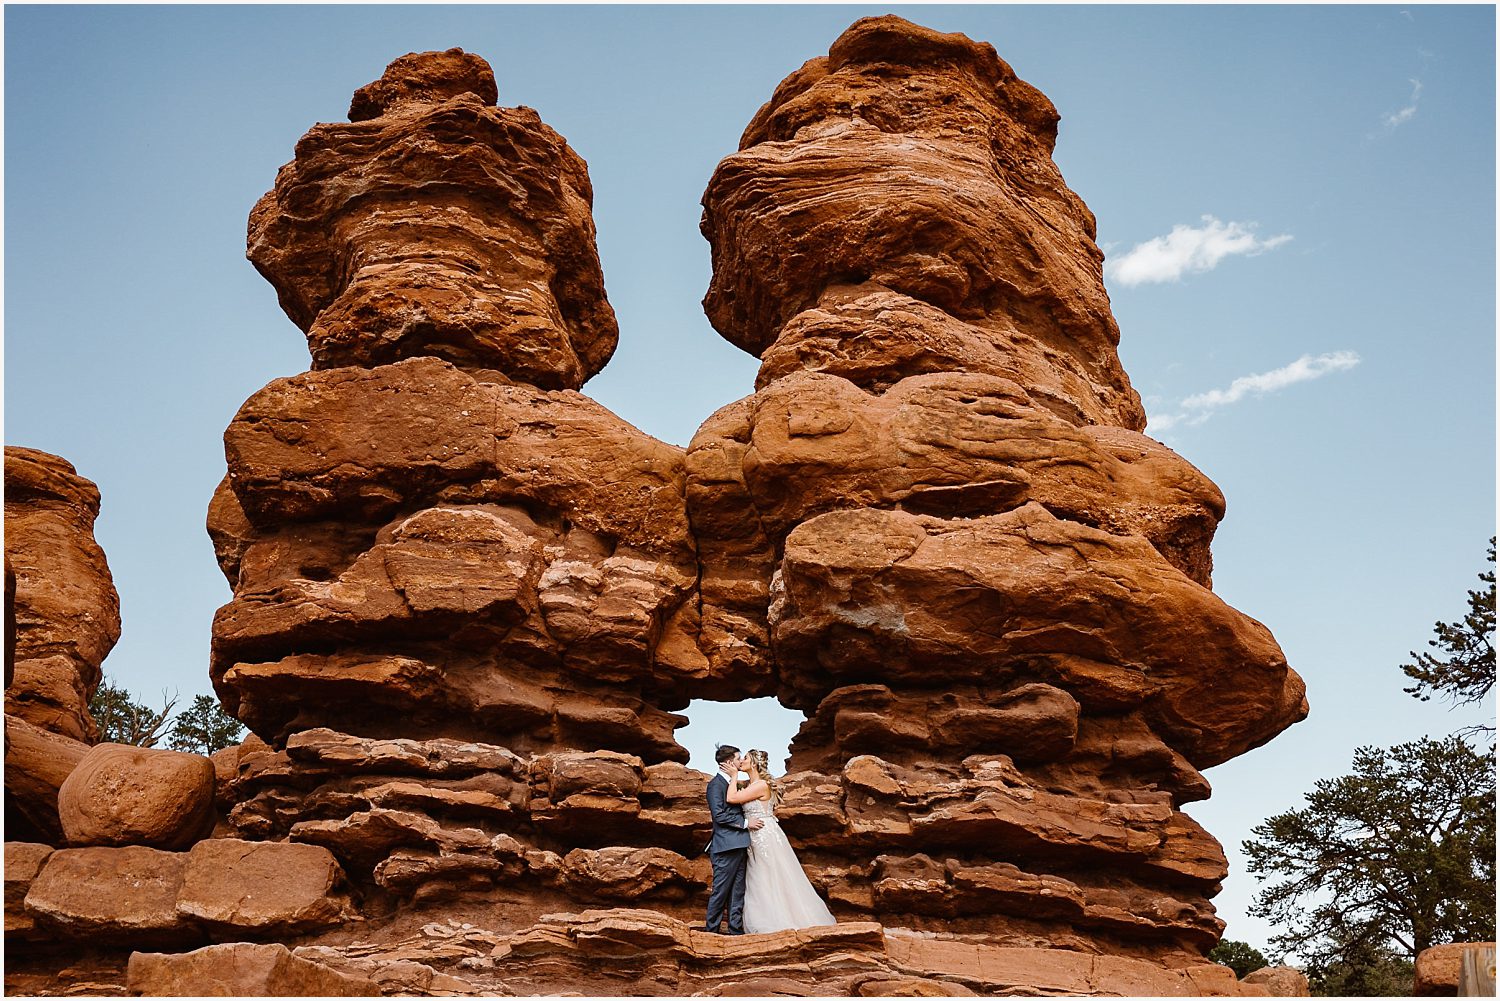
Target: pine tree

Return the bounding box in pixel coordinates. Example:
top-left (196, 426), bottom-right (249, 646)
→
top-left (1401, 539), bottom-right (1495, 737)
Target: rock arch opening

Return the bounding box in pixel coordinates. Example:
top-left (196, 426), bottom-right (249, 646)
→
top-left (675, 697), bottom-right (805, 775)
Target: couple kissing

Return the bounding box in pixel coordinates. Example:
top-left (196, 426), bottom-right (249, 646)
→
top-left (701, 744), bottom-right (837, 935)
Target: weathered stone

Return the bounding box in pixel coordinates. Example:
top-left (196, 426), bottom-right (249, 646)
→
top-left (1415, 942), bottom-right (1496, 997)
top-left (1242, 964), bottom-right (1311, 996)
top-left (187, 20), bottom-right (1311, 991)
top-left (4, 713), bottom-right (89, 843)
top-left (4, 842), bottom-right (52, 938)
top-left (24, 845), bottom-right (197, 946)
top-left (4, 446), bottom-right (120, 742)
top-left (702, 20), bottom-right (1143, 432)
top-left (58, 743), bottom-right (216, 850)
top-left (250, 50), bottom-right (615, 388)
top-left (176, 838), bottom-right (352, 936)
top-left (773, 504), bottom-right (1306, 769)
top-left (560, 846), bottom-right (697, 901)
top-left (126, 942), bottom-right (377, 997)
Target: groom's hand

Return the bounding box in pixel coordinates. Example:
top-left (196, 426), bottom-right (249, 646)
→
top-left (747, 818), bottom-right (765, 830)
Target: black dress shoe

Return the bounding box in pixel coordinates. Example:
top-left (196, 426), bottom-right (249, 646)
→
top-left (698, 926), bottom-right (724, 934)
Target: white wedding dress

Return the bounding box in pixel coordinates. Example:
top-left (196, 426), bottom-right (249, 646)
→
top-left (742, 796), bottom-right (837, 934)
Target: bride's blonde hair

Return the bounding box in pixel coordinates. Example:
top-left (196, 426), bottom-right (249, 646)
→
top-left (746, 748), bottom-right (783, 807)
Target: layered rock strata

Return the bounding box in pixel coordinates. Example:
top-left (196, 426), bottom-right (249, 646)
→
top-left (206, 49), bottom-right (722, 948)
top-left (247, 47), bottom-right (616, 389)
top-left (213, 50), bottom-right (700, 763)
top-left (687, 13), bottom-right (1308, 965)
top-left (3, 446), bottom-right (121, 743)
top-left (183, 20), bottom-right (1309, 992)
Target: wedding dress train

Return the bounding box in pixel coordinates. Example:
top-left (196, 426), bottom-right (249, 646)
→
top-left (742, 797), bottom-right (837, 933)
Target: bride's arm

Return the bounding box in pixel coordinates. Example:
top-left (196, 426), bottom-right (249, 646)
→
top-left (725, 778), bottom-right (768, 804)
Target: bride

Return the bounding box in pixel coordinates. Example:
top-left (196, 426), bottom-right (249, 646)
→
top-left (724, 748), bottom-right (837, 934)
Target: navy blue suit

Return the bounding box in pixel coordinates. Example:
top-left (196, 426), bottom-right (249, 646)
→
top-left (704, 771), bottom-right (750, 933)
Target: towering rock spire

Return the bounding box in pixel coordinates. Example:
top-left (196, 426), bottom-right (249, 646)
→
top-left (211, 49), bottom-right (697, 763)
top-left (688, 15), bottom-right (1308, 959)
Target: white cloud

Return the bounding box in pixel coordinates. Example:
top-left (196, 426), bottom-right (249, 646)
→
top-left (1383, 78), bottom-right (1423, 129)
top-left (1105, 216), bottom-right (1293, 287)
top-left (1147, 351), bottom-right (1361, 432)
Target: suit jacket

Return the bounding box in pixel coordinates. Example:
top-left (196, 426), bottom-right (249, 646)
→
top-left (705, 771), bottom-right (751, 854)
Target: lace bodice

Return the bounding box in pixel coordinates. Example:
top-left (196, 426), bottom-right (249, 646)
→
top-left (742, 797), bottom-right (775, 820)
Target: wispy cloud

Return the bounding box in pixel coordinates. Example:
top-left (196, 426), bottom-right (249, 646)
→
top-left (1106, 216), bottom-right (1293, 287)
top-left (1383, 78), bottom-right (1423, 129)
top-left (1148, 351), bottom-right (1361, 432)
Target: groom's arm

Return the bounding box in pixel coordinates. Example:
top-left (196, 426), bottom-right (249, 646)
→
top-left (707, 777), bottom-right (748, 831)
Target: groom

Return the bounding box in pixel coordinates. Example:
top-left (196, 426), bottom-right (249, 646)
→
top-left (701, 744), bottom-right (764, 935)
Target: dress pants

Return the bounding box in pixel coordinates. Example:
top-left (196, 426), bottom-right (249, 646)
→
top-left (704, 847), bottom-right (748, 933)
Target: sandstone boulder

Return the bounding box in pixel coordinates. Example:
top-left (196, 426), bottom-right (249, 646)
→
top-left (58, 743), bottom-right (216, 849)
top-left (4, 446), bottom-right (120, 742)
top-left (1415, 942), bottom-right (1497, 996)
top-left (126, 942), bottom-right (377, 997)
top-left (176, 838), bottom-right (353, 937)
top-left (24, 845), bottom-right (197, 946)
top-left (1242, 964), bottom-right (1311, 996)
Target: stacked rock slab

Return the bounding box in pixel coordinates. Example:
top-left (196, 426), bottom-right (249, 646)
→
top-left (688, 15), bottom-right (1308, 963)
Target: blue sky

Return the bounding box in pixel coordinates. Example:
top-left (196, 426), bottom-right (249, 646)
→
top-left (5, 5), bottom-right (1494, 955)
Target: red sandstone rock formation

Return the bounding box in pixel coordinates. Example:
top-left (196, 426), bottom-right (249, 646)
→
top-left (3, 446), bottom-right (121, 743)
top-left (688, 13), bottom-right (1307, 965)
top-left (247, 47), bottom-right (617, 389)
top-left (4, 716), bottom-right (90, 844)
top-left (6, 21), bottom-right (1312, 998)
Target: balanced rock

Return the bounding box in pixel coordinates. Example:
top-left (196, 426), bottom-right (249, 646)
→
top-left (4, 446), bottom-right (121, 742)
top-left (126, 942), bottom-right (377, 997)
top-left (248, 48), bottom-right (616, 388)
top-left (58, 743), bottom-right (216, 849)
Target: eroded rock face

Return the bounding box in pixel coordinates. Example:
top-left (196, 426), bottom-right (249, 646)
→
top-left (214, 45), bottom-right (714, 772)
top-left (3, 447), bottom-right (121, 743)
top-left (188, 21), bottom-right (1309, 991)
top-left (4, 715), bottom-right (90, 843)
top-left (686, 12), bottom-right (1306, 968)
top-left (248, 47), bottom-right (616, 388)
top-left (126, 942), bottom-right (377, 997)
